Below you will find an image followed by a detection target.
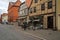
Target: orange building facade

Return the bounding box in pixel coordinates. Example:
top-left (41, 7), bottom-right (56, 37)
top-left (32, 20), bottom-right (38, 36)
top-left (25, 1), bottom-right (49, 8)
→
top-left (8, 0), bottom-right (21, 22)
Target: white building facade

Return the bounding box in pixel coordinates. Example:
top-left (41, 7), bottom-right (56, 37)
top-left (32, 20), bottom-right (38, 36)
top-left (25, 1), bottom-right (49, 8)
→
top-left (18, 2), bottom-right (28, 26)
top-left (1, 14), bottom-right (8, 24)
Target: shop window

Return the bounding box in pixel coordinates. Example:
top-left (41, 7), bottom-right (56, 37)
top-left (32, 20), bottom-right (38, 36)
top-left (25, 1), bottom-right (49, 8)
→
top-left (48, 1), bottom-right (52, 9)
top-left (39, 15), bottom-right (43, 25)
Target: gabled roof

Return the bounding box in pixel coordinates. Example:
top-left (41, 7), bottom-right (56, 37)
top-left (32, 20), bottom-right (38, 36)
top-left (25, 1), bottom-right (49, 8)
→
top-left (8, 2), bottom-right (15, 10)
top-left (20, 2), bottom-right (25, 6)
top-left (1, 13), bottom-right (8, 16)
top-left (14, 0), bottom-right (21, 6)
top-left (25, 0), bottom-right (33, 8)
top-left (8, 0), bottom-right (21, 10)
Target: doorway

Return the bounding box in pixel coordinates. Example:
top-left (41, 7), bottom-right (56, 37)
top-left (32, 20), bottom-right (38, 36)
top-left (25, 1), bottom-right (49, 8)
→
top-left (47, 16), bottom-right (53, 29)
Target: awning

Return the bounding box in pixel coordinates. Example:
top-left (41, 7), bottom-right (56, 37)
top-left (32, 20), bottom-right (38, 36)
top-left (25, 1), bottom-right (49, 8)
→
top-left (17, 18), bottom-right (20, 20)
top-left (20, 17), bottom-right (26, 19)
top-left (33, 19), bottom-right (40, 22)
top-left (27, 20), bottom-right (31, 22)
top-left (19, 17), bottom-right (26, 20)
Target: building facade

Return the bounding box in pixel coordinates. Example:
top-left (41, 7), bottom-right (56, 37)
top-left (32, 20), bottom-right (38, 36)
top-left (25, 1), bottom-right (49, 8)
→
top-left (25, 0), bottom-right (56, 30)
top-left (18, 2), bottom-right (28, 26)
top-left (56, 0), bottom-right (60, 30)
top-left (8, 0), bottom-right (21, 22)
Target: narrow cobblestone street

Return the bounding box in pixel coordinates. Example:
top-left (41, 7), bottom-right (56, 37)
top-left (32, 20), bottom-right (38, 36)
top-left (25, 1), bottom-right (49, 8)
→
top-left (0, 0), bottom-right (60, 40)
top-left (0, 24), bottom-right (44, 40)
top-left (0, 24), bottom-right (60, 40)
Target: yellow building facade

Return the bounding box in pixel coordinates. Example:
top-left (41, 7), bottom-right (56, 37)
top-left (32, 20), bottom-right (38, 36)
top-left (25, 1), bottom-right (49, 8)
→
top-left (28, 0), bottom-right (57, 30)
top-left (56, 0), bottom-right (60, 30)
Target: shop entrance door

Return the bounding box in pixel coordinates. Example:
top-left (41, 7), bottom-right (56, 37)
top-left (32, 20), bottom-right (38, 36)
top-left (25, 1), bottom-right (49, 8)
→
top-left (47, 16), bottom-right (53, 29)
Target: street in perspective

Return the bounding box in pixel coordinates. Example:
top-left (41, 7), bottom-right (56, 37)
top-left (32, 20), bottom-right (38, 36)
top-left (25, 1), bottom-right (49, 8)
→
top-left (0, 0), bottom-right (60, 40)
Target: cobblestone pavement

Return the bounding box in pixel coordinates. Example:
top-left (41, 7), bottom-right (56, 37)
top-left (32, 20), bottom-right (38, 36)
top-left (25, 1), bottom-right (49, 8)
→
top-left (17, 26), bottom-right (60, 40)
top-left (0, 24), bottom-right (43, 40)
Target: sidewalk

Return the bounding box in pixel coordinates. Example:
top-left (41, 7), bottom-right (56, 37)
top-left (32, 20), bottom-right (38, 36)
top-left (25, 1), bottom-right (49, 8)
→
top-left (16, 26), bottom-right (60, 40)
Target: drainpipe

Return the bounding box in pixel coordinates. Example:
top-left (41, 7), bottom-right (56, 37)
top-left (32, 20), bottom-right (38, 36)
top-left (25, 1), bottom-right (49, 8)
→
top-left (54, 0), bottom-right (57, 30)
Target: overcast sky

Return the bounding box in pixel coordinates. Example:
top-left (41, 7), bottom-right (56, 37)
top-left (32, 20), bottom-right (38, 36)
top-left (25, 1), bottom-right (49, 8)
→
top-left (0, 0), bottom-right (25, 14)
